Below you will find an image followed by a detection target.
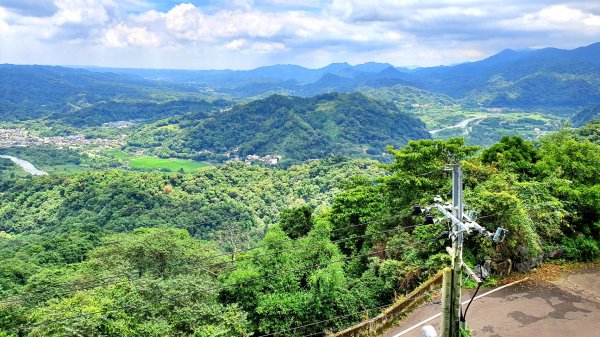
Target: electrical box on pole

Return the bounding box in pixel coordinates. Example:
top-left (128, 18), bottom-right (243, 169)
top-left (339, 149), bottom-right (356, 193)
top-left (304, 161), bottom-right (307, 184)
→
top-left (413, 161), bottom-right (509, 337)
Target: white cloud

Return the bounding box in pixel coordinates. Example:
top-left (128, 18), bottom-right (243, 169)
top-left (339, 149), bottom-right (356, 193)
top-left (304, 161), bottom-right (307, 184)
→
top-left (224, 38), bottom-right (247, 50)
top-left (1, 1), bottom-right (600, 69)
top-left (249, 41), bottom-right (285, 53)
top-left (104, 23), bottom-right (159, 47)
top-left (0, 7), bottom-right (8, 32)
top-left (164, 3), bottom-right (207, 41)
top-left (503, 5), bottom-right (600, 32)
top-left (53, 0), bottom-right (115, 25)
top-left (261, 0), bottom-right (323, 7)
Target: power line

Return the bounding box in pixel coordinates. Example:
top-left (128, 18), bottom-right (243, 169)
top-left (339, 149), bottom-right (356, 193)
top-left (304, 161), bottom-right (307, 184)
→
top-left (202, 220), bottom-right (428, 270)
top-left (2, 218), bottom-right (430, 307)
top-left (256, 301), bottom-right (395, 337)
top-left (199, 213), bottom-right (414, 264)
top-left (416, 169), bottom-right (446, 177)
top-left (20, 236), bottom-right (444, 331)
top-left (99, 212), bottom-right (256, 245)
top-left (1, 213), bottom-right (418, 306)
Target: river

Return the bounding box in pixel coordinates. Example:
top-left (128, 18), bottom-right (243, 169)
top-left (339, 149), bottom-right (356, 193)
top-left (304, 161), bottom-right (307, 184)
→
top-left (429, 117), bottom-right (485, 135)
top-left (0, 155), bottom-right (48, 176)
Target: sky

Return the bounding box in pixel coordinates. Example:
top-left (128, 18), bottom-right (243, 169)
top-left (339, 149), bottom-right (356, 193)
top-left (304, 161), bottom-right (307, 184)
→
top-left (0, 0), bottom-right (599, 70)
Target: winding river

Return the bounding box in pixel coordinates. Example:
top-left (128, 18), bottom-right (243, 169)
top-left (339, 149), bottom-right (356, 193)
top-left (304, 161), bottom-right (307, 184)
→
top-left (0, 155), bottom-right (48, 176)
top-left (429, 117), bottom-right (485, 135)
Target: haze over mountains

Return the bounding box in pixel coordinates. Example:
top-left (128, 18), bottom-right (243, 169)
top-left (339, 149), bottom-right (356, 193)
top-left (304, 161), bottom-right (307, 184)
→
top-left (3, 42), bottom-right (599, 110)
top-left (1, 41), bottom-right (600, 163)
top-left (80, 42), bottom-right (600, 109)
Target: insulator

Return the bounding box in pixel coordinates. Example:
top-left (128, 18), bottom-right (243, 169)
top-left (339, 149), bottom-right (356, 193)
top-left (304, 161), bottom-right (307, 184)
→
top-left (412, 204), bottom-right (423, 215)
top-left (493, 227), bottom-right (507, 243)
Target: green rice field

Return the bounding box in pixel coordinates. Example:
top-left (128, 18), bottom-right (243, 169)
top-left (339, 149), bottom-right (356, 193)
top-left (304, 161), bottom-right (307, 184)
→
top-left (104, 150), bottom-right (209, 172)
top-left (129, 157), bottom-right (209, 172)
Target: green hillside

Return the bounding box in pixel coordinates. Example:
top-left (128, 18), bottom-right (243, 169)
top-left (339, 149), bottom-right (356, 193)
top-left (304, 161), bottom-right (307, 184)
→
top-left (0, 64), bottom-right (223, 124)
top-left (573, 104), bottom-right (600, 127)
top-left (1, 124), bottom-right (599, 336)
top-left (126, 92), bottom-right (431, 163)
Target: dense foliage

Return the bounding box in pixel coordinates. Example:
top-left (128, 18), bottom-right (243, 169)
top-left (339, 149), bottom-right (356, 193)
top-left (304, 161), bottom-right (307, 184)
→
top-left (572, 104), bottom-right (600, 127)
top-left (2, 44), bottom-right (600, 336)
top-left (0, 123), bottom-right (599, 336)
top-left (126, 92), bottom-right (431, 163)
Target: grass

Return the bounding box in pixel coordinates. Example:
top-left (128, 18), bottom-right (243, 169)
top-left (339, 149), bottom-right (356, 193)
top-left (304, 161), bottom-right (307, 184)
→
top-left (129, 157), bottom-right (209, 172)
top-left (104, 150), bottom-right (131, 160)
top-left (102, 150), bottom-right (210, 172)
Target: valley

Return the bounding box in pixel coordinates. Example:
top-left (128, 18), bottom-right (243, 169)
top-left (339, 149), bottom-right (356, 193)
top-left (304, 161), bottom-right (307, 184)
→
top-left (0, 41), bottom-right (599, 337)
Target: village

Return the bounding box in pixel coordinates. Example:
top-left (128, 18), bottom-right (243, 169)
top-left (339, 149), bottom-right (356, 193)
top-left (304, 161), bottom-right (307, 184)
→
top-left (0, 128), bottom-right (124, 149)
top-left (225, 153), bottom-right (283, 165)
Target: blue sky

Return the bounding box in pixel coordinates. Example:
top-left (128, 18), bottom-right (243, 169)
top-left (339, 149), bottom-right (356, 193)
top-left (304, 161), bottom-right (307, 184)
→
top-left (0, 1), bottom-right (599, 69)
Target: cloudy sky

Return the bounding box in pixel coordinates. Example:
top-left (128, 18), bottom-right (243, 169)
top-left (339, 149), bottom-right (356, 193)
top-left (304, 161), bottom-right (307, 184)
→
top-left (0, 0), bottom-right (599, 69)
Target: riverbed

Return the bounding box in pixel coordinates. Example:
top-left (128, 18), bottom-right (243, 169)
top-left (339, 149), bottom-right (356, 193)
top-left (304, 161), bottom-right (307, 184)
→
top-left (0, 155), bottom-right (48, 176)
top-left (429, 117), bottom-right (485, 135)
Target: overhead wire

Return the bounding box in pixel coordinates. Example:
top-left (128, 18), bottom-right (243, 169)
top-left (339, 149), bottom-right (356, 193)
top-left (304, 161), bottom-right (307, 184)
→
top-left (77, 177), bottom-right (449, 287)
top-left (3, 222), bottom-right (434, 308)
top-left (1, 213), bottom-right (420, 306)
top-left (99, 212), bottom-right (255, 245)
top-left (255, 301), bottom-right (396, 337)
top-left (20, 235), bottom-right (445, 331)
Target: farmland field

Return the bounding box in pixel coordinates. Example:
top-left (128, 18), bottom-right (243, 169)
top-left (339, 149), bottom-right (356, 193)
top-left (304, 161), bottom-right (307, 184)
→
top-left (129, 157), bottom-right (209, 172)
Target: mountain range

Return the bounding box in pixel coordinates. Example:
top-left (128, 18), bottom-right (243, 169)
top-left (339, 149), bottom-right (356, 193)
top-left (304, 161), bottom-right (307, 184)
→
top-left (126, 92), bottom-right (431, 163)
top-left (2, 41), bottom-right (599, 124)
top-left (1, 41), bottom-right (599, 161)
top-left (82, 42), bottom-right (600, 109)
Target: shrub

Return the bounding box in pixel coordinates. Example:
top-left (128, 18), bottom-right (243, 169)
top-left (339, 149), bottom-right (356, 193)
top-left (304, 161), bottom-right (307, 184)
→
top-left (562, 237), bottom-right (600, 262)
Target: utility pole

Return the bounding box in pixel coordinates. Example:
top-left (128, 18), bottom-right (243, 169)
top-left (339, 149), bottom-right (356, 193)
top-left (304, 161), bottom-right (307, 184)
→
top-left (437, 163), bottom-right (464, 337)
top-left (450, 164), bottom-right (463, 337)
top-left (418, 162), bottom-right (507, 337)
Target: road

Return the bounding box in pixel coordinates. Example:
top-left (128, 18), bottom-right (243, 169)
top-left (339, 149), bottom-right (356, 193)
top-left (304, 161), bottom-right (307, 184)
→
top-left (0, 155), bottom-right (48, 175)
top-left (381, 264), bottom-right (600, 337)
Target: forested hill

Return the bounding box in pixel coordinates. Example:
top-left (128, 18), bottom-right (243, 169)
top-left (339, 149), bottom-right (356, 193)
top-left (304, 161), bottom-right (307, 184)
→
top-left (0, 64), bottom-right (220, 123)
top-left (1, 124), bottom-right (599, 336)
top-left (573, 104), bottom-right (600, 127)
top-left (86, 42), bottom-right (600, 109)
top-left (411, 42), bottom-right (600, 109)
top-left (126, 92), bottom-right (431, 163)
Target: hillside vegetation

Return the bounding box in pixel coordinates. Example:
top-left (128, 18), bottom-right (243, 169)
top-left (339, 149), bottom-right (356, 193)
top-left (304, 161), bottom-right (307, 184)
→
top-left (572, 104), bottom-right (600, 127)
top-left (0, 64), bottom-right (225, 125)
top-left (0, 123), bottom-right (599, 336)
top-left (126, 93), bottom-right (431, 163)
top-left (85, 42), bottom-right (600, 110)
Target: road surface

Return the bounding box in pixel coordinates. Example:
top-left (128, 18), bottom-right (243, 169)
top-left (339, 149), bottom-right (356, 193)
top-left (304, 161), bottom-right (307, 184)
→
top-left (381, 264), bottom-right (600, 337)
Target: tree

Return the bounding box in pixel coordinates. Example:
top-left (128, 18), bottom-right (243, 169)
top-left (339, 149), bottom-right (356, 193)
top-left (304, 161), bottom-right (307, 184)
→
top-left (481, 136), bottom-right (538, 179)
top-left (24, 228), bottom-right (249, 337)
top-left (279, 205), bottom-right (314, 239)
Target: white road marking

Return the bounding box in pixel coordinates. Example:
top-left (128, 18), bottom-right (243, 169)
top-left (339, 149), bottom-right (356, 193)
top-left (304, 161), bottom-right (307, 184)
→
top-left (392, 278), bottom-right (529, 337)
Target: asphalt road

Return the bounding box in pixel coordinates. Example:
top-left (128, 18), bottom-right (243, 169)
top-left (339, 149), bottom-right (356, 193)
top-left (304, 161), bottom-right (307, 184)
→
top-left (381, 265), bottom-right (600, 337)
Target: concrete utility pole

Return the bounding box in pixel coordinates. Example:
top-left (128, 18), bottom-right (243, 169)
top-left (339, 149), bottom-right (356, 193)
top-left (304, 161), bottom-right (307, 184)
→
top-left (417, 162), bottom-right (508, 337)
top-left (437, 164), bottom-right (464, 337)
top-left (450, 164), bottom-right (463, 337)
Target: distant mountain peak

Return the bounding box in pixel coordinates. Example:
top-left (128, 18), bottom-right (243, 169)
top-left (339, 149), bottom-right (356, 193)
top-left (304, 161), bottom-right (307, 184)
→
top-left (354, 62), bottom-right (394, 73)
top-left (320, 62), bottom-right (353, 71)
top-left (479, 48), bottom-right (528, 65)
